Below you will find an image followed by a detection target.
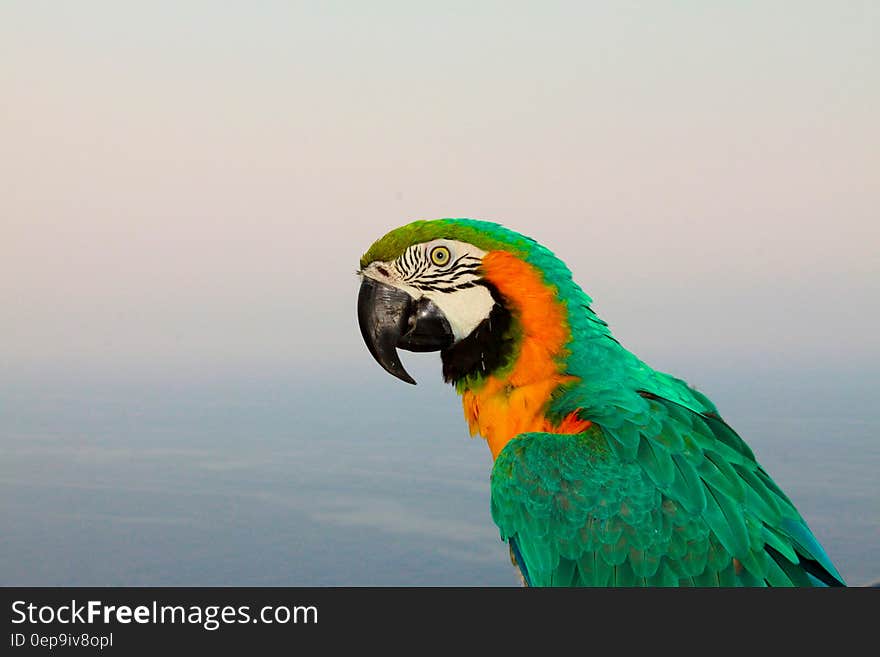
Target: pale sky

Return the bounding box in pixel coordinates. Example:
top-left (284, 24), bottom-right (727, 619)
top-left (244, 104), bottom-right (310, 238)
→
top-left (2, 2), bottom-right (878, 384)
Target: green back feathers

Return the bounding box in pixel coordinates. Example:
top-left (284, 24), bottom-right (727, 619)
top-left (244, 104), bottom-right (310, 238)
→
top-left (491, 410), bottom-right (845, 586)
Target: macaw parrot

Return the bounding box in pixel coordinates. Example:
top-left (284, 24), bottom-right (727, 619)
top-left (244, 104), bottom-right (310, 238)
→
top-left (356, 218), bottom-right (845, 587)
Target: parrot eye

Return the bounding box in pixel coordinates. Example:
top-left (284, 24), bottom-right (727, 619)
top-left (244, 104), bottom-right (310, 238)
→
top-left (430, 246), bottom-right (451, 267)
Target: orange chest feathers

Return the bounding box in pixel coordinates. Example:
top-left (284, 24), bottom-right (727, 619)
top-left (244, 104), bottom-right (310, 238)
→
top-left (459, 251), bottom-right (591, 459)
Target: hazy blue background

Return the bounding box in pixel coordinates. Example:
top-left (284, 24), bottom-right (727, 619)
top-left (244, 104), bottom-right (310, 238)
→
top-left (2, 2), bottom-right (877, 585)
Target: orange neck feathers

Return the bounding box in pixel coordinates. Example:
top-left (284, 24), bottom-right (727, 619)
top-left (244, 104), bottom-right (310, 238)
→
top-left (459, 251), bottom-right (590, 459)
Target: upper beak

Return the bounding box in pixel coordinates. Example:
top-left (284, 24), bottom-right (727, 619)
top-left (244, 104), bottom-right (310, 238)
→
top-left (357, 276), bottom-right (454, 384)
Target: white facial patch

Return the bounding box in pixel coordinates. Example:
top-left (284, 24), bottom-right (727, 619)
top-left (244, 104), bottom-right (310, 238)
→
top-left (361, 239), bottom-right (494, 342)
top-left (421, 284), bottom-right (495, 341)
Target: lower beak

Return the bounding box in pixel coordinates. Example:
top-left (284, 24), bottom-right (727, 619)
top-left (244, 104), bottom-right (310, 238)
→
top-left (357, 277), bottom-right (454, 384)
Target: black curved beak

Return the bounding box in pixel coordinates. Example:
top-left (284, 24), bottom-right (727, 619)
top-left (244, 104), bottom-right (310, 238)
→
top-left (357, 276), bottom-right (454, 384)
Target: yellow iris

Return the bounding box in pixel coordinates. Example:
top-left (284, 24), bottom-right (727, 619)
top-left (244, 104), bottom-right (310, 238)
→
top-left (430, 246), bottom-right (451, 266)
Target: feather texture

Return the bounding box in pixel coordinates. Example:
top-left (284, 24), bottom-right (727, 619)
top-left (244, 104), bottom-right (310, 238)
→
top-left (361, 219), bottom-right (845, 586)
top-left (491, 411), bottom-right (844, 586)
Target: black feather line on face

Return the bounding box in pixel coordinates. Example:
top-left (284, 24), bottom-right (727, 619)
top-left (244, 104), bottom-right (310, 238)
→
top-left (413, 265), bottom-right (480, 284)
top-left (412, 281), bottom-right (478, 294)
top-left (440, 282), bottom-right (515, 385)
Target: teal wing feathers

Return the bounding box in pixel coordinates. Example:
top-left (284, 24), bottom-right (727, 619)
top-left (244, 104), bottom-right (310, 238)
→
top-left (490, 396), bottom-right (845, 587)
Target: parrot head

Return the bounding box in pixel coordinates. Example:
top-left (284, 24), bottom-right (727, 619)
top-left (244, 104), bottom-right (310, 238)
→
top-left (357, 218), bottom-right (581, 389)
